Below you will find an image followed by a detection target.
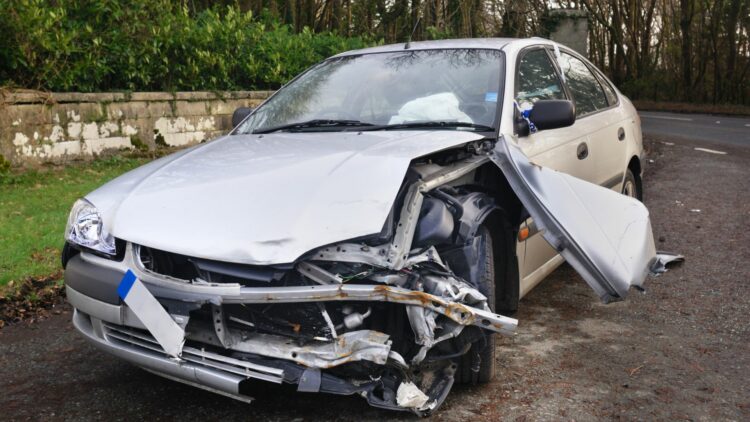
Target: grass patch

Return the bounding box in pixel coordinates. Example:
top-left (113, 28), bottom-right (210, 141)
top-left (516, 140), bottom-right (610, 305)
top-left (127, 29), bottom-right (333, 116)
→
top-left (0, 156), bottom-right (149, 291)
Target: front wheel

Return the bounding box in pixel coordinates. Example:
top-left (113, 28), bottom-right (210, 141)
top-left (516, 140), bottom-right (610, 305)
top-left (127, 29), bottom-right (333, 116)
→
top-left (455, 225), bottom-right (496, 384)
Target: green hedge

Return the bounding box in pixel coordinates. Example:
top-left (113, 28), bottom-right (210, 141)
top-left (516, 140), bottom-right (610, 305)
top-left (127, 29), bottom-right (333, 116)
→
top-left (0, 0), bottom-right (374, 92)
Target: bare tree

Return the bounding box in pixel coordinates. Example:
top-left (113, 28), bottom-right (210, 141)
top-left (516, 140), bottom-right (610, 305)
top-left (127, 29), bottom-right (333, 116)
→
top-left (183, 0), bottom-right (749, 105)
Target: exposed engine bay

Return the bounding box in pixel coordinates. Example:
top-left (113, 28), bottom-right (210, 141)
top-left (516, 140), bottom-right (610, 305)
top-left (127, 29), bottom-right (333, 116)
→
top-left (130, 141), bottom-right (514, 415)
top-left (64, 140), bottom-right (526, 415)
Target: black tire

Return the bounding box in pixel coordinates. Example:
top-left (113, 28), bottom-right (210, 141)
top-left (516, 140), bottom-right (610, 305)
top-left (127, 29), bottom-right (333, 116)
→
top-left (456, 225), bottom-right (496, 384)
top-left (492, 217), bottom-right (519, 315)
top-left (622, 168), bottom-right (641, 200)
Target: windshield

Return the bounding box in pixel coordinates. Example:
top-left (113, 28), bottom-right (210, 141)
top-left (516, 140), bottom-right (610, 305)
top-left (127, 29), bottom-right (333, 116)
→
top-left (236, 49), bottom-right (504, 134)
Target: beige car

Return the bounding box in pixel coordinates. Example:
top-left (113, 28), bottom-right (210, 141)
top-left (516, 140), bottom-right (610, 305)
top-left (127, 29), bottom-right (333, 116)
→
top-left (64, 38), bottom-right (667, 416)
top-left (505, 40), bottom-right (645, 299)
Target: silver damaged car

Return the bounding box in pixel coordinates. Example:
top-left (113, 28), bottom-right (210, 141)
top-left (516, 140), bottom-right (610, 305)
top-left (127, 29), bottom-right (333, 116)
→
top-left (63, 38), bottom-right (679, 415)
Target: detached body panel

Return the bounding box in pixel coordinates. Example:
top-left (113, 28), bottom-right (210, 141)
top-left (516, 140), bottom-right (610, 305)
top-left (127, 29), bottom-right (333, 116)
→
top-left (492, 137), bottom-right (657, 302)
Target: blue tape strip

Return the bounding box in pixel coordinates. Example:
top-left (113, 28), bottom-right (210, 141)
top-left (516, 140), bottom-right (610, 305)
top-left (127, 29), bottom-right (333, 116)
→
top-left (521, 108), bottom-right (537, 133)
top-left (117, 269), bottom-right (137, 300)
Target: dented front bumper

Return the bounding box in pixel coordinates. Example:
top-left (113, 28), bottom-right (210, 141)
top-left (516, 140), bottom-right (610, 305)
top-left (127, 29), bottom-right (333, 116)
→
top-left (66, 242), bottom-right (516, 415)
top-left (70, 304), bottom-right (436, 411)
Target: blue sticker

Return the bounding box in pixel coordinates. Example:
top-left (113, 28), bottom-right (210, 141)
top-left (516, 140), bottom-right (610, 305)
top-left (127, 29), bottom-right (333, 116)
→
top-left (117, 269), bottom-right (137, 300)
top-left (484, 92), bottom-right (498, 102)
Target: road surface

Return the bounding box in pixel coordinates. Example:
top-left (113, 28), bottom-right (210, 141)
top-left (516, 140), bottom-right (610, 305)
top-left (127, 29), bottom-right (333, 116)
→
top-left (639, 111), bottom-right (750, 147)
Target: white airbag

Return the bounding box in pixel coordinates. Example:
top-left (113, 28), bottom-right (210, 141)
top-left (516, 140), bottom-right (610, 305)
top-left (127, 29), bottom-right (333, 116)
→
top-left (389, 92), bottom-right (473, 124)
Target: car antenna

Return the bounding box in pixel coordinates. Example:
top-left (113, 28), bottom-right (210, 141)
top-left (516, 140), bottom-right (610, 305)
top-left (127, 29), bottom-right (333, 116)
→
top-left (404, 17), bottom-right (421, 49)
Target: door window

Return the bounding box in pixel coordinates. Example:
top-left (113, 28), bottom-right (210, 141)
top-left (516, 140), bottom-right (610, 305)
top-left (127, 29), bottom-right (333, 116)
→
top-left (515, 49), bottom-right (566, 107)
top-left (558, 52), bottom-right (609, 116)
top-left (596, 72), bottom-right (618, 106)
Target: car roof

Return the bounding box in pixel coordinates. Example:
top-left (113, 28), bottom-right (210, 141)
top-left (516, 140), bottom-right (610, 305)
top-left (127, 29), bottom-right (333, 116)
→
top-left (333, 38), bottom-right (537, 57)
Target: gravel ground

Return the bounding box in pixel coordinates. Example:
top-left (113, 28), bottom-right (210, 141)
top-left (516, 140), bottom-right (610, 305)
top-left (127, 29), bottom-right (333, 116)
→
top-left (1, 136), bottom-right (748, 421)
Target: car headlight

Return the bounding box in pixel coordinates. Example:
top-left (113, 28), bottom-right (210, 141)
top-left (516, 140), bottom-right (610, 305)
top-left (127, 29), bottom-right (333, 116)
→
top-left (65, 199), bottom-right (116, 255)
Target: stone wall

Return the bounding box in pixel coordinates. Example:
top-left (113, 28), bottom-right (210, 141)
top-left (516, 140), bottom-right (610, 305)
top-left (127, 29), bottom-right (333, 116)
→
top-left (0, 91), bottom-right (273, 166)
top-left (545, 9), bottom-right (589, 57)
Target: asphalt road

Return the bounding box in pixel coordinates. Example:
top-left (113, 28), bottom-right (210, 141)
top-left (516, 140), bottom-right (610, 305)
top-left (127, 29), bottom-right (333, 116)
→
top-left (1, 131), bottom-right (749, 421)
top-left (639, 111), bottom-right (750, 147)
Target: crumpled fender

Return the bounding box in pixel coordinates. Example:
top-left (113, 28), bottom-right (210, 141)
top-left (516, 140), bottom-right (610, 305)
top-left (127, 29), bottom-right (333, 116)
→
top-left (490, 136), bottom-right (676, 303)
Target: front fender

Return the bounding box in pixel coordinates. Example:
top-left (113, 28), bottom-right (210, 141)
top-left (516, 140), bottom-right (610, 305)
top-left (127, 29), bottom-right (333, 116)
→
top-left (490, 135), bottom-right (672, 303)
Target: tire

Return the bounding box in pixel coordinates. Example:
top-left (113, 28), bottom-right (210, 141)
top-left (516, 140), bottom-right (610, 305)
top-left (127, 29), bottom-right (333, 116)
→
top-left (622, 168), bottom-right (641, 200)
top-left (456, 225), bottom-right (496, 384)
top-left (492, 217), bottom-right (519, 315)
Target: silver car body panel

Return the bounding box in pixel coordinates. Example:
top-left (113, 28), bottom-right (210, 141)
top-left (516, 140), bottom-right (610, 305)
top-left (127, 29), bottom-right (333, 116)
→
top-left (491, 136), bottom-right (658, 302)
top-left (86, 130), bottom-right (485, 266)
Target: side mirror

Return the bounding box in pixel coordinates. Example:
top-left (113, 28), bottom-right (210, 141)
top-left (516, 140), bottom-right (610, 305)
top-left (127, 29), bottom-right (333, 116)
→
top-left (528, 100), bottom-right (576, 131)
top-left (232, 107), bottom-right (254, 127)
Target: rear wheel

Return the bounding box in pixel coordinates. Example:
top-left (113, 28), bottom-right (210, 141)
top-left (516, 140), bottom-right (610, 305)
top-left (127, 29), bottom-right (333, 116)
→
top-left (456, 225), bottom-right (496, 384)
top-left (622, 169), bottom-right (640, 200)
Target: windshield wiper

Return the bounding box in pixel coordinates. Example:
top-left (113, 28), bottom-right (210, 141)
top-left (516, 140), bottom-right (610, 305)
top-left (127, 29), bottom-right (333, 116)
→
top-left (360, 121), bottom-right (495, 132)
top-left (252, 119), bottom-right (375, 134)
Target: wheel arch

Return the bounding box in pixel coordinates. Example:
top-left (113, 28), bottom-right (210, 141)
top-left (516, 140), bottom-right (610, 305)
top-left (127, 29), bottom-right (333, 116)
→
top-left (627, 155), bottom-right (643, 200)
top-left (465, 162), bottom-right (523, 313)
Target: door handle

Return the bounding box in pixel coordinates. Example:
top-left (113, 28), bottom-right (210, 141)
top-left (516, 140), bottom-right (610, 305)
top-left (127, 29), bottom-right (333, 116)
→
top-left (577, 142), bottom-right (589, 160)
top-left (617, 127), bottom-right (626, 141)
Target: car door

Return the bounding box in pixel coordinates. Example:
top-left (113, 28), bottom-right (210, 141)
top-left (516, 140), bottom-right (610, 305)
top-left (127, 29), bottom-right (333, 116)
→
top-left (491, 137), bottom-right (664, 303)
top-left (555, 49), bottom-right (627, 188)
top-left (513, 47), bottom-right (595, 181)
top-left (512, 46), bottom-right (597, 293)
top-left (593, 66), bottom-right (633, 190)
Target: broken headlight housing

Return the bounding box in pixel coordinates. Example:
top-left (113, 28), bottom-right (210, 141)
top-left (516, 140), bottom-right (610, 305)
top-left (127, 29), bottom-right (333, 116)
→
top-left (65, 199), bottom-right (116, 255)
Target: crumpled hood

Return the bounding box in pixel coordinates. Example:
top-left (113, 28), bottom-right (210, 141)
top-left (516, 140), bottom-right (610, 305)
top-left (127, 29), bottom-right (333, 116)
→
top-left (87, 131), bottom-right (484, 265)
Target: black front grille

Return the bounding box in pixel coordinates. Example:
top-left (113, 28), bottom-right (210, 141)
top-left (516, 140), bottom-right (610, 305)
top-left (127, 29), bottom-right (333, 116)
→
top-left (137, 245), bottom-right (199, 280)
top-left (135, 244), bottom-right (291, 285)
